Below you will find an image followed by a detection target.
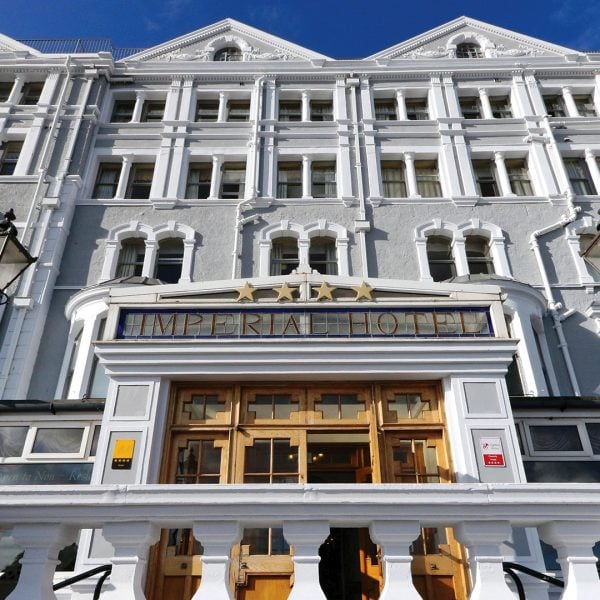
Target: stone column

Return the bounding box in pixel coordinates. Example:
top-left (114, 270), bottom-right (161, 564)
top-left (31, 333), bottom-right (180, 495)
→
top-left (494, 151), bottom-right (513, 196)
top-left (302, 155), bottom-right (312, 198)
top-left (131, 91), bottom-right (146, 123)
top-left (562, 86), bottom-right (579, 117)
top-left (217, 92), bottom-right (229, 123)
top-left (7, 74), bottom-right (25, 105)
top-left (208, 155), bottom-right (223, 200)
top-left (7, 524), bottom-right (75, 600)
top-left (102, 522), bottom-right (160, 600)
top-left (396, 90), bottom-right (408, 120)
top-left (584, 149), bottom-right (600, 194)
top-left (115, 155), bottom-right (132, 200)
top-left (283, 521), bottom-right (329, 600)
top-left (404, 152), bottom-right (419, 197)
top-left (510, 71), bottom-right (533, 117)
top-left (191, 521), bottom-right (242, 600)
top-left (454, 521), bottom-right (514, 600)
top-left (143, 239), bottom-right (157, 278)
top-left (370, 521), bottom-right (422, 600)
top-left (301, 90), bottom-right (311, 122)
top-left (428, 74), bottom-right (447, 119)
top-left (539, 522), bottom-right (600, 600)
top-left (478, 89), bottom-right (494, 119)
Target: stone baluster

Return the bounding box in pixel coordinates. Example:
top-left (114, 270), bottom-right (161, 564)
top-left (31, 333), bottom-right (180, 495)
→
top-left (454, 521), bottom-right (514, 600)
top-left (7, 524), bottom-right (75, 600)
top-left (192, 521), bottom-right (242, 600)
top-left (102, 522), bottom-right (160, 600)
top-left (370, 521), bottom-right (423, 600)
top-left (539, 522), bottom-right (600, 600)
top-left (284, 520), bottom-right (329, 600)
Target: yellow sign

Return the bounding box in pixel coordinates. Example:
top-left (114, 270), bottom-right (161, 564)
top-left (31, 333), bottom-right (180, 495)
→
top-left (112, 439), bottom-right (135, 470)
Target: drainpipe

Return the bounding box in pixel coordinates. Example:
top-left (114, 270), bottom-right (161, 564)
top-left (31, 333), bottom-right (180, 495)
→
top-left (529, 119), bottom-right (581, 395)
top-left (346, 75), bottom-right (370, 278)
top-left (231, 76), bottom-right (265, 279)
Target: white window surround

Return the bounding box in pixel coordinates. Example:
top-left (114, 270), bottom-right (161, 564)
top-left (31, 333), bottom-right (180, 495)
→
top-left (258, 219), bottom-right (349, 277)
top-left (414, 218), bottom-right (511, 281)
top-left (100, 220), bottom-right (195, 283)
top-left (446, 32), bottom-right (495, 58)
top-left (88, 153), bottom-right (158, 200)
top-left (565, 216), bottom-right (600, 284)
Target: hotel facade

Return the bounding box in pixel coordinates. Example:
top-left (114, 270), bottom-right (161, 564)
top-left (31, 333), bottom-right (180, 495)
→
top-left (0, 16), bottom-right (598, 600)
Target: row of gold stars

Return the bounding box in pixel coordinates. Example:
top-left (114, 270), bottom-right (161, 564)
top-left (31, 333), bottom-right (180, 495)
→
top-left (235, 281), bottom-right (374, 302)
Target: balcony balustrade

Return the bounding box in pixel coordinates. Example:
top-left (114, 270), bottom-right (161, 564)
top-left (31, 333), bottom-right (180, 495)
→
top-left (1, 483), bottom-right (600, 600)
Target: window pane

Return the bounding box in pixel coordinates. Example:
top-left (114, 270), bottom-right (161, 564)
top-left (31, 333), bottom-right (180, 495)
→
top-left (524, 461), bottom-right (600, 482)
top-left (405, 99), bottom-right (428, 120)
top-left (374, 100), bottom-right (397, 120)
top-left (196, 100), bottom-right (219, 121)
top-left (585, 423), bottom-right (600, 454)
top-left (242, 528), bottom-right (269, 555)
top-left (32, 428), bottom-right (84, 453)
top-left (0, 427), bottom-right (28, 457)
top-left (111, 100), bottom-right (135, 123)
top-left (529, 425), bottom-right (583, 452)
top-left (272, 439), bottom-right (297, 473)
top-left (245, 440), bottom-right (271, 474)
top-left (279, 101), bottom-right (301, 121)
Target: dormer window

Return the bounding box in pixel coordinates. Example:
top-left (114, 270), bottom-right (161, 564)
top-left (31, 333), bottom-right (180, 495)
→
top-left (456, 43), bottom-right (483, 58)
top-left (214, 46), bottom-right (242, 62)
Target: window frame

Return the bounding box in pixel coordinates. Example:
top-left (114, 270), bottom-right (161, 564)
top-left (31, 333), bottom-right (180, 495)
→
top-left (93, 163), bottom-right (122, 198)
top-left (415, 160), bottom-right (442, 198)
top-left (185, 163), bottom-right (212, 199)
top-left (227, 100), bottom-right (250, 122)
top-left (459, 96), bottom-right (482, 119)
top-left (311, 160), bottom-right (337, 198)
top-left (374, 98), bottom-right (397, 121)
top-left (405, 98), bottom-right (429, 121)
top-left (220, 162), bottom-right (246, 199)
top-left (20, 82), bottom-right (43, 106)
top-left (116, 238), bottom-right (146, 278)
top-left (506, 158), bottom-right (534, 196)
top-left (381, 159), bottom-right (407, 198)
top-left (456, 43), bottom-right (483, 58)
top-left (110, 99), bottom-right (136, 123)
top-left (278, 100), bottom-right (302, 122)
top-left (310, 100), bottom-right (334, 122)
top-left (426, 235), bottom-right (456, 282)
top-left (472, 159), bottom-right (500, 197)
top-left (0, 141), bottom-right (22, 176)
top-left (277, 161), bottom-right (302, 199)
top-left (154, 238), bottom-right (184, 284)
top-left (126, 164), bottom-right (154, 199)
top-left (489, 96), bottom-right (512, 119)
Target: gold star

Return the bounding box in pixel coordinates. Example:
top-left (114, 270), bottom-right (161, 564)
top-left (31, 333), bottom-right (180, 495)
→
top-left (235, 281), bottom-right (255, 302)
top-left (352, 281), bottom-right (373, 301)
top-left (314, 282), bottom-right (336, 301)
top-left (274, 282), bottom-right (295, 301)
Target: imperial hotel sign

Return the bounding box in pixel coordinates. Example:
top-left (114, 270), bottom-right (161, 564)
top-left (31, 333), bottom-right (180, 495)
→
top-left (118, 307), bottom-right (493, 339)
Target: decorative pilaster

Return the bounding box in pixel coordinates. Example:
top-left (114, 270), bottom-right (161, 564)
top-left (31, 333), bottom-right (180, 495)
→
top-left (131, 91), bottom-right (146, 123)
top-left (562, 87), bottom-right (579, 118)
top-left (403, 152), bottom-right (418, 198)
top-left (115, 155), bottom-right (133, 200)
top-left (209, 155), bottom-right (223, 200)
top-left (396, 90), bottom-right (408, 120)
top-left (478, 89), bottom-right (494, 119)
top-left (493, 152), bottom-right (513, 196)
top-left (301, 90), bottom-right (310, 122)
top-left (584, 149), bottom-right (600, 194)
top-left (302, 155), bottom-right (312, 198)
top-left (217, 92), bottom-right (229, 123)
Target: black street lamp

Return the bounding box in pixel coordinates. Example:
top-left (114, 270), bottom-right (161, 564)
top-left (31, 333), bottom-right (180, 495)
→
top-left (0, 209), bottom-right (37, 305)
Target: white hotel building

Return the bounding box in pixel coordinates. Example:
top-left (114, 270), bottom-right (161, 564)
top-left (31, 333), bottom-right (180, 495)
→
top-left (0, 15), bottom-right (598, 600)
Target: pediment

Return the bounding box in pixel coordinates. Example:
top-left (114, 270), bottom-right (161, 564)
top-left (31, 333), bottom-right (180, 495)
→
top-left (125, 18), bottom-right (328, 63)
top-left (367, 16), bottom-right (580, 61)
top-left (0, 33), bottom-right (40, 57)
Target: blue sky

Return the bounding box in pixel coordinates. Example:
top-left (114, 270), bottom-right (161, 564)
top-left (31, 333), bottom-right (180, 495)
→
top-left (3, 0), bottom-right (600, 57)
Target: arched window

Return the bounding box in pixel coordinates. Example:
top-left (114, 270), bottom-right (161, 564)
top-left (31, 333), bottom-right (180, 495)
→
top-left (456, 43), bottom-right (483, 58)
top-left (155, 239), bottom-right (184, 283)
top-left (426, 236), bottom-right (455, 281)
top-left (214, 46), bottom-right (242, 62)
top-left (309, 237), bottom-right (338, 275)
top-left (116, 239), bottom-right (145, 278)
top-left (270, 238), bottom-right (299, 275)
top-left (465, 235), bottom-right (495, 275)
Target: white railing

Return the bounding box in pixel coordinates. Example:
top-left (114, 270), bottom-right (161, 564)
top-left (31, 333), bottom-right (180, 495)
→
top-left (2, 483), bottom-right (600, 600)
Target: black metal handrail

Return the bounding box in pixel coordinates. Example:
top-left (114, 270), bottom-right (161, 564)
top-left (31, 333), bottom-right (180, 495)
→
top-left (503, 561), bottom-right (564, 600)
top-left (53, 564), bottom-right (112, 600)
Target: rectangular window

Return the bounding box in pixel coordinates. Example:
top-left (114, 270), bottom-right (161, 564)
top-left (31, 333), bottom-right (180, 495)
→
top-left (506, 159), bottom-right (533, 196)
top-left (310, 100), bottom-right (333, 122)
top-left (564, 158), bottom-right (596, 195)
top-left (405, 99), bottom-right (429, 120)
top-left (220, 162), bottom-right (246, 198)
top-left (277, 161), bottom-right (302, 198)
top-left (0, 141), bottom-right (22, 175)
top-left (195, 99), bottom-right (219, 122)
top-left (140, 101), bottom-right (165, 122)
top-left (0, 426), bottom-right (29, 457)
top-left (111, 100), bottom-right (135, 123)
top-left (573, 95), bottom-right (596, 117)
top-left (126, 165), bottom-right (154, 199)
top-left (459, 97), bottom-right (481, 119)
top-left (244, 439), bottom-right (299, 483)
top-left (117, 239), bottom-right (145, 277)
top-left (20, 82), bottom-right (43, 105)
top-left (490, 96), bottom-right (512, 118)
top-left (93, 163), bottom-right (121, 198)
top-left (279, 100), bottom-right (301, 122)
top-left (315, 394), bottom-right (365, 419)
top-left (0, 82), bottom-right (13, 102)
top-left (529, 425), bottom-right (583, 452)
top-left (381, 160), bottom-right (407, 197)
top-left (311, 161), bottom-right (336, 198)
top-left (227, 100), bottom-right (250, 122)
top-left (374, 99), bottom-right (397, 120)
top-left (472, 160), bottom-right (499, 196)
top-left (32, 428), bottom-right (85, 454)
top-left (543, 95), bottom-right (566, 117)
top-left (415, 160), bottom-right (442, 197)
top-left (186, 164), bottom-right (212, 199)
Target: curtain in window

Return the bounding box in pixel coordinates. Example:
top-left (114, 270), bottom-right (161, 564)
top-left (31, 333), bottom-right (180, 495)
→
top-left (277, 164), bottom-right (302, 198)
top-left (506, 162), bottom-right (533, 196)
top-left (312, 164), bottom-right (336, 197)
top-left (415, 163), bottom-right (442, 197)
top-left (382, 162), bottom-right (407, 197)
top-left (186, 166), bottom-right (211, 199)
top-left (564, 159), bottom-right (594, 195)
top-left (117, 240), bottom-right (145, 277)
top-left (95, 165), bottom-right (120, 198)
